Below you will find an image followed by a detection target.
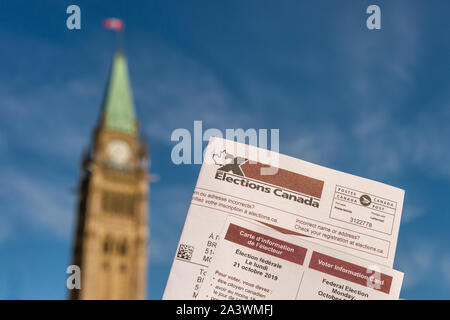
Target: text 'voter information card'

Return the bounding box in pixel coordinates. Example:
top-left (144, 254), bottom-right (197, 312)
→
top-left (163, 137), bottom-right (404, 299)
top-left (197, 216), bottom-right (403, 300)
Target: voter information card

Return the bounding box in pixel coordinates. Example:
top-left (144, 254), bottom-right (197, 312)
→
top-left (163, 137), bottom-right (404, 299)
top-left (197, 216), bottom-right (404, 300)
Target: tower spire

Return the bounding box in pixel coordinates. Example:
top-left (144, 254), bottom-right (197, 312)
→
top-left (101, 52), bottom-right (137, 135)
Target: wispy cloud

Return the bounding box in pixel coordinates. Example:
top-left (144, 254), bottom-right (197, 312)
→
top-left (396, 238), bottom-right (450, 294)
top-left (396, 242), bottom-right (437, 289)
top-left (128, 39), bottom-right (256, 143)
top-left (0, 217), bottom-right (12, 244)
top-left (441, 255), bottom-right (450, 285)
top-left (401, 204), bottom-right (425, 224)
top-left (282, 125), bottom-right (343, 165)
top-left (149, 185), bottom-right (193, 264)
top-left (0, 170), bottom-right (74, 239)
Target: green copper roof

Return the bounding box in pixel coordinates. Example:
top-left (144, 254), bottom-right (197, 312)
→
top-left (102, 52), bottom-right (136, 135)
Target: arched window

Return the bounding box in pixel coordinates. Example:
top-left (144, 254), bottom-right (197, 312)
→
top-left (103, 236), bottom-right (113, 253)
top-left (117, 239), bottom-right (128, 255)
top-left (101, 191), bottom-right (109, 211)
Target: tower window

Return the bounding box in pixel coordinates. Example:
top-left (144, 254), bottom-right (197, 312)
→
top-left (118, 240), bottom-right (128, 255)
top-left (103, 237), bottom-right (113, 253)
top-left (101, 190), bottom-right (135, 217)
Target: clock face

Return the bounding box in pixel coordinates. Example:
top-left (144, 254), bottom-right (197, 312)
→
top-left (106, 140), bottom-right (131, 166)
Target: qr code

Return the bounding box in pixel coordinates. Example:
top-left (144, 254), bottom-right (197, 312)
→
top-left (177, 244), bottom-right (194, 261)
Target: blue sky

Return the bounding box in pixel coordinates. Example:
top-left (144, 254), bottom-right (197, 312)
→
top-left (0, 0), bottom-right (449, 299)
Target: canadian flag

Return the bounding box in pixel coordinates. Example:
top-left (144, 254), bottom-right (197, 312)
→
top-left (103, 18), bottom-right (124, 32)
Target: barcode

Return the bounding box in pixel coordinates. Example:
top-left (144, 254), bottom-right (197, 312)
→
top-left (177, 244), bottom-right (194, 261)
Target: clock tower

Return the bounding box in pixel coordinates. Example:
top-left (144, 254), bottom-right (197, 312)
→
top-left (70, 51), bottom-right (149, 300)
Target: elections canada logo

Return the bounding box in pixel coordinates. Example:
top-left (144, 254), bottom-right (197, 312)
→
top-left (360, 194), bottom-right (372, 207)
top-left (212, 150), bottom-right (324, 209)
top-left (212, 150), bottom-right (247, 176)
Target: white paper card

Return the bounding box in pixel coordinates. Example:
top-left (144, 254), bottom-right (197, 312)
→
top-left (163, 137), bottom-right (404, 299)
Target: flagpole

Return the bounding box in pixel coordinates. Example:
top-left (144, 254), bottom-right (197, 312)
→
top-left (117, 29), bottom-right (123, 53)
top-left (103, 18), bottom-right (125, 53)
